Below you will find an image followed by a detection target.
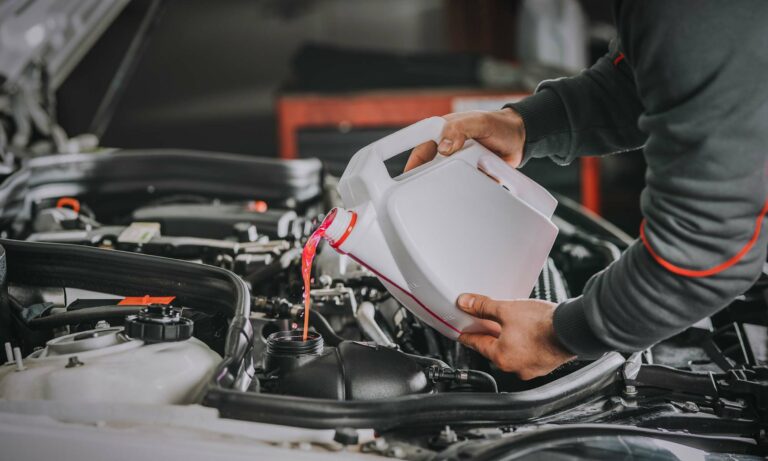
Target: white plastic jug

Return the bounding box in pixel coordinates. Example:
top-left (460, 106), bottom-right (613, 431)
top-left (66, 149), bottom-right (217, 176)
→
top-left (324, 116), bottom-right (559, 340)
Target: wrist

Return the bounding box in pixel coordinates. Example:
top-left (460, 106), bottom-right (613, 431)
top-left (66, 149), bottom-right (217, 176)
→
top-left (503, 90), bottom-right (569, 166)
top-left (553, 297), bottom-right (612, 359)
top-left (544, 304), bottom-right (577, 362)
top-left (498, 107), bottom-right (526, 146)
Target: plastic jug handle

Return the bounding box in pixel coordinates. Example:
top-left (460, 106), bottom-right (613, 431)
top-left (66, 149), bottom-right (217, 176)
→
top-left (476, 151), bottom-right (558, 218)
top-left (370, 116), bottom-right (445, 162)
top-left (337, 117), bottom-right (447, 206)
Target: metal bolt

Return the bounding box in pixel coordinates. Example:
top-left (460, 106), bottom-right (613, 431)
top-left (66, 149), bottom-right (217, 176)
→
top-left (66, 356), bottom-right (84, 368)
top-left (440, 425), bottom-right (458, 443)
top-left (3, 342), bottom-right (12, 364)
top-left (318, 275), bottom-right (333, 288)
top-left (681, 401), bottom-right (699, 413)
top-left (13, 347), bottom-right (24, 371)
top-left (623, 385), bottom-right (637, 397)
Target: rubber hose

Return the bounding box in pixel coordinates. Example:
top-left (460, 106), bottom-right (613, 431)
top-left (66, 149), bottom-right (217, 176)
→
top-left (307, 310), bottom-right (344, 346)
top-left (466, 369), bottom-right (499, 393)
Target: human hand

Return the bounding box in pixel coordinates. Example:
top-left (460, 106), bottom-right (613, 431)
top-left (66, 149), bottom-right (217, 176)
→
top-left (404, 108), bottom-right (525, 172)
top-left (456, 294), bottom-right (575, 380)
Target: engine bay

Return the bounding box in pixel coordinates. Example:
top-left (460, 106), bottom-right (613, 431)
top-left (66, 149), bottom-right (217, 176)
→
top-left (0, 150), bottom-right (765, 459)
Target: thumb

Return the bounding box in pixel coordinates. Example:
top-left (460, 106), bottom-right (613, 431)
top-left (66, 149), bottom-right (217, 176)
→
top-left (457, 293), bottom-right (503, 322)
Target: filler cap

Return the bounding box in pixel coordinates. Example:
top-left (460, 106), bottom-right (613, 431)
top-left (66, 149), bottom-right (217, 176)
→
top-left (124, 304), bottom-right (193, 343)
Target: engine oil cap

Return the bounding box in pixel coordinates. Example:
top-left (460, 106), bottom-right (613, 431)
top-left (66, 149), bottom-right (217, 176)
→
top-left (124, 304), bottom-right (193, 343)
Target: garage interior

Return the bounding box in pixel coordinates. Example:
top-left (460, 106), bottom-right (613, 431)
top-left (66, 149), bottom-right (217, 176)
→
top-left (0, 1), bottom-right (766, 460)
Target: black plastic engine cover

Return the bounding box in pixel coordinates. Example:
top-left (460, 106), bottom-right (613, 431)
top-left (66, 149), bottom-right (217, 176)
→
top-left (265, 341), bottom-right (430, 400)
top-left (0, 149), bottom-right (323, 233)
top-left (132, 203), bottom-right (298, 239)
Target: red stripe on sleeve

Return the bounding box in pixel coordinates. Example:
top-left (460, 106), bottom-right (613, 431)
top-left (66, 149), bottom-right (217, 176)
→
top-left (640, 198), bottom-right (768, 278)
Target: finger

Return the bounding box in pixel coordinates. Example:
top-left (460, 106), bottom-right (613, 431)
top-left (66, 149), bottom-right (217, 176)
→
top-left (518, 369), bottom-right (546, 381)
top-left (439, 113), bottom-right (492, 155)
top-left (404, 141), bottom-right (437, 172)
top-left (457, 293), bottom-right (503, 322)
top-left (458, 333), bottom-right (497, 358)
top-left (436, 133), bottom-right (465, 155)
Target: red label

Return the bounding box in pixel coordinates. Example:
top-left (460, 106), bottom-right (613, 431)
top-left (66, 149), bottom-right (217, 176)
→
top-left (118, 295), bottom-right (176, 306)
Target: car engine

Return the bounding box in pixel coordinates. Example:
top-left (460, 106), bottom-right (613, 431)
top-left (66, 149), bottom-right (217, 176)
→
top-left (0, 149), bottom-right (766, 459)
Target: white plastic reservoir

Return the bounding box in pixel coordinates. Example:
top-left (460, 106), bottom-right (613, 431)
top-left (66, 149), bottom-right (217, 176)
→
top-left (0, 327), bottom-right (220, 404)
top-left (325, 116), bottom-right (559, 340)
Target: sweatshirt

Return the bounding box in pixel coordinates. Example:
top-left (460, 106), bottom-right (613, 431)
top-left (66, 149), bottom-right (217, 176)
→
top-left (506, 0), bottom-right (768, 357)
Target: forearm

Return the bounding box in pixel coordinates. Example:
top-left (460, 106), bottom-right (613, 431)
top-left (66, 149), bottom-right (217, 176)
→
top-left (562, 145), bottom-right (768, 357)
top-left (506, 41), bottom-right (647, 166)
top-left (554, 124), bottom-right (768, 358)
top-left (555, 231), bottom-right (767, 357)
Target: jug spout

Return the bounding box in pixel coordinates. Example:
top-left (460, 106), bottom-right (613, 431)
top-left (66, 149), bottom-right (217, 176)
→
top-left (324, 208), bottom-right (357, 249)
top-left (322, 206), bottom-right (410, 294)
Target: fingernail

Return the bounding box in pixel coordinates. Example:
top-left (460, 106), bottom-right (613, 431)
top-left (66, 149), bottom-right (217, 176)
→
top-left (458, 294), bottom-right (475, 309)
top-left (437, 138), bottom-right (453, 154)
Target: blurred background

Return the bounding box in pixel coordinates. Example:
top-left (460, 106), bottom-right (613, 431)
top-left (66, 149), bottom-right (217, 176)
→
top-left (4, 0), bottom-right (647, 234)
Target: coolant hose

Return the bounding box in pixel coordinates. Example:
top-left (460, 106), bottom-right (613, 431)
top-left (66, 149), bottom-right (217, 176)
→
top-left (466, 369), bottom-right (499, 393)
top-left (307, 310), bottom-right (344, 346)
top-left (425, 366), bottom-right (499, 393)
top-left (402, 352), bottom-right (450, 369)
top-left (204, 353), bottom-right (626, 429)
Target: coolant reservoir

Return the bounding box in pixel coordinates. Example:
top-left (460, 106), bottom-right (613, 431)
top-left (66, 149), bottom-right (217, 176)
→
top-left (326, 117), bottom-right (558, 340)
top-left (0, 327), bottom-right (220, 404)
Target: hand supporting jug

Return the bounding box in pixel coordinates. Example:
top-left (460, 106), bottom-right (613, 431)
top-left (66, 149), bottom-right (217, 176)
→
top-left (325, 116), bottom-right (559, 340)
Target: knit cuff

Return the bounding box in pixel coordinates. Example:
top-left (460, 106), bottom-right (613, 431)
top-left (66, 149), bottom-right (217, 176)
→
top-left (504, 89), bottom-right (570, 165)
top-left (553, 296), bottom-right (612, 359)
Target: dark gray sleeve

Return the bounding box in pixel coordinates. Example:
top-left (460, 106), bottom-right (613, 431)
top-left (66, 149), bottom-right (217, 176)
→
top-left (505, 39), bottom-right (647, 166)
top-left (552, 0), bottom-right (768, 357)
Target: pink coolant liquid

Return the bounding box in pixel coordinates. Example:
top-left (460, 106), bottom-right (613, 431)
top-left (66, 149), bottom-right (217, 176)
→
top-left (300, 209), bottom-right (338, 341)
